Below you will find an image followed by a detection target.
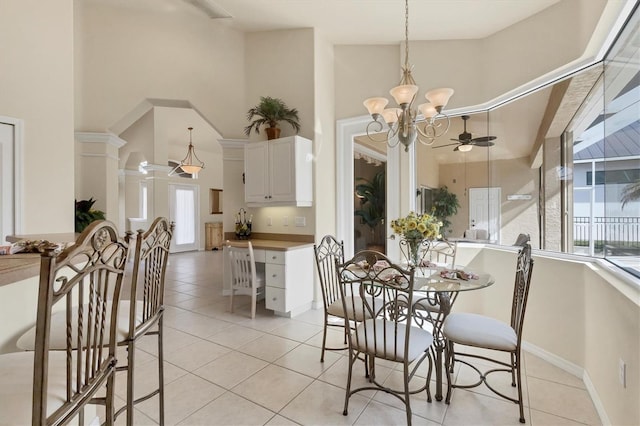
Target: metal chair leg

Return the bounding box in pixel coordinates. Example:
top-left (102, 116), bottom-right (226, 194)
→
top-left (126, 341), bottom-right (135, 426)
top-left (158, 317), bottom-right (165, 426)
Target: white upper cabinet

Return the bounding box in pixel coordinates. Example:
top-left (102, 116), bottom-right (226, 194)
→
top-left (244, 136), bottom-right (313, 207)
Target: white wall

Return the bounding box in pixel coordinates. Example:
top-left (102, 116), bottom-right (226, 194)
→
top-left (453, 245), bottom-right (639, 426)
top-left (75, 1), bottom-right (246, 138)
top-left (0, 0), bottom-right (75, 233)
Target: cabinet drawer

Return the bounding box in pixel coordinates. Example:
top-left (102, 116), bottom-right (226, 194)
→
top-left (265, 263), bottom-right (285, 288)
top-left (266, 287), bottom-right (286, 312)
top-left (265, 250), bottom-right (285, 264)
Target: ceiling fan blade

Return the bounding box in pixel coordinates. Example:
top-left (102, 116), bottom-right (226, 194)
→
top-left (471, 135), bottom-right (497, 143)
top-left (434, 142), bottom-right (461, 149)
top-left (453, 146), bottom-right (460, 151)
top-left (471, 139), bottom-right (496, 147)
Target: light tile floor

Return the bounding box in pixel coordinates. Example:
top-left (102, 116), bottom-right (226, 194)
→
top-left (119, 250), bottom-right (601, 425)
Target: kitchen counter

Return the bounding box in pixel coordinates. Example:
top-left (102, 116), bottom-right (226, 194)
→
top-left (0, 253), bottom-right (41, 287)
top-left (1, 233), bottom-right (78, 287)
top-left (225, 238), bottom-right (314, 251)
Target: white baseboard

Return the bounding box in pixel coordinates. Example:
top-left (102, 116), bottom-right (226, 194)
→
top-left (522, 340), bottom-right (610, 425)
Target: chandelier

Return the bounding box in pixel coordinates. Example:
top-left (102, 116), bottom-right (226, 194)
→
top-left (177, 127), bottom-right (204, 175)
top-left (363, 0), bottom-right (454, 152)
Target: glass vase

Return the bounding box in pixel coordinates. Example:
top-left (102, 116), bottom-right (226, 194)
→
top-left (401, 237), bottom-right (426, 267)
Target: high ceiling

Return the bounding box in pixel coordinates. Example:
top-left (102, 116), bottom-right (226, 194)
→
top-left (89, 0), bottom-right (561, 44)
top-left (89, 0), bottom-right (621, 165)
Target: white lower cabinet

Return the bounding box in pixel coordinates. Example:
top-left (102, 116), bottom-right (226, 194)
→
top-left (264, 247), bottom-right (314, 317)
top-left (223, 243), bottom-right (314, 317)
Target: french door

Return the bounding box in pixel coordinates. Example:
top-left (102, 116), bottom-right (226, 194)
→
top-left (469, 187), bottom-right (501, 243)
top-left (169, 183), bottom-right (199, 253)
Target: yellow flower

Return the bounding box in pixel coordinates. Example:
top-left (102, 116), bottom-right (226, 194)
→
top-left (390, 211), bottom-right (442, 241)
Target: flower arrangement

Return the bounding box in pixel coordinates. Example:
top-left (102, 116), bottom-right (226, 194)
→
top-left (235, 208), bottom-right (252, 239)
top-left (390, 211), bottom-right (442, 241)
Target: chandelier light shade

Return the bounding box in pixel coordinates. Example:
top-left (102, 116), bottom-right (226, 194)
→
top-left (179, 127), bottom-right (205, 175)
top-left (363, 0), bottom-right (454, 152)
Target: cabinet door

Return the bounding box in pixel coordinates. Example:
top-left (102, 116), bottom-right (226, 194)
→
top-left (244, 142), bottom-right (270, 203)
top-left (269, 138), bottom-right (296, 202)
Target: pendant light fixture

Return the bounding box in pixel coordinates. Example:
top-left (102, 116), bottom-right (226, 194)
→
top-left (177, 127), bottom-right (204, 175)
top-left (363, 0), bottom-right (454, 152)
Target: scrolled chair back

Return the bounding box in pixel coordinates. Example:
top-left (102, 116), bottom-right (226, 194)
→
top-left (314, 235), bottom-right (345, 309)
top-left (33, 220), bottom-right (129, 425)
top-left (125, 217), bottom-right (174, 333)
top-left (337, 250), bottom-right (420, 361)
top-left (511, 243), bottom-right (534, 341)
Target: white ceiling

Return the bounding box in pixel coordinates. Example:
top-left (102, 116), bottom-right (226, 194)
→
top-left (91, 0), bottom-right (561, 44)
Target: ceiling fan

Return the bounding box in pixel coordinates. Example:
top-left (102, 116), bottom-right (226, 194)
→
top-left (433, 115), bottom-right (496, 151)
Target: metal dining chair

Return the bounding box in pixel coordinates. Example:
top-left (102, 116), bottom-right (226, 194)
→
top-left (313, 235), bottom-right (349, 360)
top-left (118, 217), bottom-right (174, 425)
top-left (412, 239), bottom-right (458, 318)
top-left (337, 250), bottom-right (434, 426)
top-left (443, 244), bottom-right (534, 423)
top-left (0, 221), bottom-right (129, 425)
top-left (17, 217), bottom-right (174, 426)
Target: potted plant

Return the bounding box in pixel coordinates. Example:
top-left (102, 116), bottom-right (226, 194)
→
top-left (354, 170), bottom-right (386, 251)
top-left (244, 96), bottom-right (301, 140)
top-left (432, 186), bottom-right (460, 237)
top-left (75, 198), bottom-right (106, 233)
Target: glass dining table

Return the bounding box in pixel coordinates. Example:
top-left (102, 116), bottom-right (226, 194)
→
top-left (411, 267), bottom-right (495, 401)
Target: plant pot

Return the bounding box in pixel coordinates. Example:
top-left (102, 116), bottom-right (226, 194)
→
top-left (266, 127), bottom-right (281, 140)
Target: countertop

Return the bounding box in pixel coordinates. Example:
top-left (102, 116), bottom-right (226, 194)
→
top-left (225, 239), bottom-right (313, 251)
top-left (2, 233), bottom-right (78, 287)
top-left (5, 232), bottom-right (78, 244)
top-left (0, 253), bottom-right (41, 287)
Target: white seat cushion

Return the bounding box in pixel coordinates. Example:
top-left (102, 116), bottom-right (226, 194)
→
top-left (0, 351), bottom-right (69, 425)
top-left (412, 292), bottom-right (441, 313)
top-left (443, 312), bottom-right (517, 351)
top-left (327, 296), bottom-right (373, 322)
top-left (16, 300), bottom-right (144, 351)
top-left (354, 319), bottom-right (433, 362)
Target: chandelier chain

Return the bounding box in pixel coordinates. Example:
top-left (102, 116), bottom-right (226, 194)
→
top-left (404, 0), bottom-right (410, 71)
top-left (362, 0), bottom-right (454, 151)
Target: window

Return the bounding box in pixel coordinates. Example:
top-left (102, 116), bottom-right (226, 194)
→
top-left (586, 169), bottom-right (640, 185)
top-left (139, 181), bottom-right (148, 220)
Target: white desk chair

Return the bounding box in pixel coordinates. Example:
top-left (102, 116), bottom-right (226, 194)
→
top-left (226, 240), bottom-right (265, 319)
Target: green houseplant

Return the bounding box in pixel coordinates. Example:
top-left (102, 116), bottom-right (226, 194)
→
top-left (75, 198), bottom-right (105, 233)
top-left (432, 186), bottom-right (460, 236)
top-left (244, 96), bottom-right (301, 140)
top-left (354, 170), bottom-right (386, 249)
